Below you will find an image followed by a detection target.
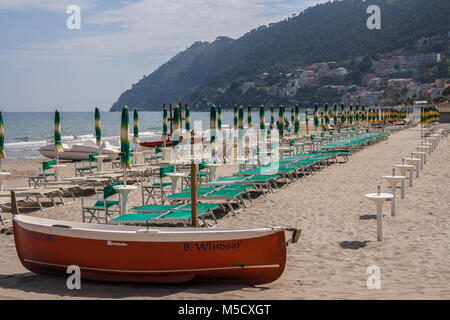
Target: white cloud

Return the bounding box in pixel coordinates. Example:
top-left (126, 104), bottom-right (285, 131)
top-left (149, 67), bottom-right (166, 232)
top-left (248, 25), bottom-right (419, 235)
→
top-left (27, 0), bottom-right (304, 60)
top-left (0, 0), bottom-right (95, 11)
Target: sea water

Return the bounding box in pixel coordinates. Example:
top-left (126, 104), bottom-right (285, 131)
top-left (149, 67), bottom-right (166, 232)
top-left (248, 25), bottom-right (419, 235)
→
top-left (2, 111), bottom-right (307, 160)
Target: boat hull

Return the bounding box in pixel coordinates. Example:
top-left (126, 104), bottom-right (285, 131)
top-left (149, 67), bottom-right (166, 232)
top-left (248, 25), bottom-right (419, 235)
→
top-left (39, 146), bottom-right (119, 161)
top-left (13, 216), bottom-right (288, 285)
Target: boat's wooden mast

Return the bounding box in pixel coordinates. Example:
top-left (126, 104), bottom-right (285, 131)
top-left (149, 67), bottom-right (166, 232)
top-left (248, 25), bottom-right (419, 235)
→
top-left (190, 162), bottom-right (198, 227)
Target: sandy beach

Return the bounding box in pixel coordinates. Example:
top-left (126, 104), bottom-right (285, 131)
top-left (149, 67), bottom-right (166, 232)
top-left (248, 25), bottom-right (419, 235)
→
top-left (0, 125), bottom-right (449, 299)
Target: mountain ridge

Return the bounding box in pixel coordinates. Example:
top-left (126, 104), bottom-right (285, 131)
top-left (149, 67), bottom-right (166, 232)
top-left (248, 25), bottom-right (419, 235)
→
top-left (110, 0), bottom-right (450, 111)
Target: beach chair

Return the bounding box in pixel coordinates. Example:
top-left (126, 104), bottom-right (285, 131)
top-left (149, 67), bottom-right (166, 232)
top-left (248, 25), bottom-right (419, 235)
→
top-left (141, 165), bottom-right (174, 205)
top-left (111, 208), bottom-right (218, 228)
top-left (81, 181), bottom-right (121, 223)
top-left (74, 153), bottom-right (99, 176)
top-left (5, 187), bottom-right (65, 211)
top-left (199, 189), bottom-right (249, 215)
top-left (28, 159), bottom-right (57, 187)
top-left (144, 146), bottom-right (163, 164)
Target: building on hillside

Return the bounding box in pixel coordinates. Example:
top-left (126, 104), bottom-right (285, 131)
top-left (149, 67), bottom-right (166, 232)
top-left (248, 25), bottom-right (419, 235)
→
top-left (334, 67), bottom-right (348, 77)
top-left (241, 82), bottom-right (255, 94)
top-left (407, 53), bottom-right (441, 65)
top-left (368, 77), bottom-right (387, 89)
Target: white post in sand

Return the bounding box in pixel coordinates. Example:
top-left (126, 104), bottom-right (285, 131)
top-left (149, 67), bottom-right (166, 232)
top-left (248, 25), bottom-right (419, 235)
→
top-left (365, 186), bottom-right (393, 241)
top-left (382, 168), bottom-right (406, 216)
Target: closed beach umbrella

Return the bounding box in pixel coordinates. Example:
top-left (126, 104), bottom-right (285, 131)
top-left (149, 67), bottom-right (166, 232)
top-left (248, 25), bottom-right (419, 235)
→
top-left (54, 110), bottom-right (63, 158)
top-left (133, 109), bottom-right (139, 145)
top-left (94, 106), bottom-right (102, 148)
top-left (162, 106), bottom-right (168, 141)
top-left (320, 111), bottom-right (324, 130)
top-left (218, 105), bottom-right (222, 134)
top-left (210, 105), bottom-right (216, 143)
top-left (0, 112), bottom-right (5, 161)
top-left (259, 105), bottom-right (265, 130)
top-left (294, 105), bottom-right (300, 136)
top-left (349, 105), bottom-right (353, 125)
top-left (233, 105), bottom-right (238, 129)
top-left (185, 104), bottom-right (190, 133)
top-left (279, 106), bottom-right (285, 138)
top-left (238, 106), bottom-right (244, 145)
top-left (333, 104), bottom-right (338, 127)
top-left (355, 105), bottom-right (359, 125)
top-left (313, 104), bottom-right (319, 130)
top-left (324, 103), bottom-right (330, 127)
top-left (291, 107), bottom-right (295, 124)
top-left (173, 105), bottom-right (181, 142)
top-left (270, 106), bottom-right (275, 126)
top-left (120, 106), bottom-right (131, 170)
top-left (247, 105), bottom-right (252, 128)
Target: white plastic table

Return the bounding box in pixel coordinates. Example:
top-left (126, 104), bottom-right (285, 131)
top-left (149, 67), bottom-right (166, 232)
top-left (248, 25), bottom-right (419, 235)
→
top-left (404, 158), bottom-right (421, 178)
top-left (93, 155), bottom-right (108, 172)
top-left (420, 142), bottom-right (433, 154)
top-left (365, 190), bottom-right (393, 241)
top-left (416, 145), bottom-right (431, 157)
top-left (113, 184), bottom-right (137, 215)
top-left (411, 152), bottom-right (426, 168)
top-left (204, 163), bottom-right (221, 182)
top-left (165, 172), bottom-right (188, 193)
top-left (51, 164), bottom-right (67, 182)
top-left (132, 151), bottom-right (144, 165)
top-left (0, 172), bottom-right (11, 191)
top-left (394, 164), bottom-right (414, 188)
top-left (383, 173), bottom-right (406, 216)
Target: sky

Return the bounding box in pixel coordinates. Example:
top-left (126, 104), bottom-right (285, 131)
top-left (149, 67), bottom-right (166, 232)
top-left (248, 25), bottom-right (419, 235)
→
top-left (0, 0), bottom-right (329, 112)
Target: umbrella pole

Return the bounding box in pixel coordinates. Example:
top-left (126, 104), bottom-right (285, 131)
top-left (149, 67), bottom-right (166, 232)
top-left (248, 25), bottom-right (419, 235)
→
top-left (190, 162), bottom-right (198, 227)
top-left (123, 169), bottom-right (127, 187)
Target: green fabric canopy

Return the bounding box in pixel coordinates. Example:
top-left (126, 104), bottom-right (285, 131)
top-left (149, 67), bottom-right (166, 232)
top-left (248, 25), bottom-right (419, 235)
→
top-left (95, 106), bottom-right (101, 148)
top-left (0, 112), bottom-right (5, 160)
top-left (54, 110), bottom-right (63, 154)
top-left (120, 106), bottom-right (131, 170)
top-left (133, 109), bottom-right (139, 144)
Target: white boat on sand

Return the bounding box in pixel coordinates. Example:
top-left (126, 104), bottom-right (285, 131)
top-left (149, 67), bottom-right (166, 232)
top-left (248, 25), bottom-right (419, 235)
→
top-left (39, 140), bottom-right (120, 161)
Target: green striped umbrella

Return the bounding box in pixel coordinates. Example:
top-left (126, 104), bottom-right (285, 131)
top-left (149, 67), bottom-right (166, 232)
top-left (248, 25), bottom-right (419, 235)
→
top-left (173, 105), bottom-right (181, 142)
top-left (333, 104), bottom-right (338, 126)
top-left (259, 105), bottom-right (266, 130)
top-left (294, 105), bottom-right (300, 136)
top-left (210, 105), bottom-right (217, 143)
top-left (270, 106), bottom-right (275, 126)
top-left (324, 103), bottom-right (330, 126)
top-left (247, 105), bottom-right (252, 128)
top-left (94, 106), bottom-right (102, 148)
top-left (0, 112), bottom-right (5, 161)
top-left (54, 110), bottom-right (63, 156)
top-left (218, 105), bottom-right (222, 133)
top-left (233, 105), bottom-right (238, 129)
top-left (278, 106), bottom-right (285, 138)
top-left (120, 106), bottom-right (131, 170)
top-left (313, 103), bottom-right (319, 130)
top-left (355, 105), bottom-right (360, 125)
top-left (185, 104), bottom-right (190, 132)
top-left (291, 107), bottom-right (295, 124)
top-left (162, 106), bottom-right (168, 141)
top-left (238, 106), bottom-right (244, 145)
top-left (340, 104), bottom-right (346, 124)
top-left (349, 105), bottom-right (353, 125)
top-left (133, 109), bottom-right (139, 145)
top-left (305, 111), bottom-right (310, 135)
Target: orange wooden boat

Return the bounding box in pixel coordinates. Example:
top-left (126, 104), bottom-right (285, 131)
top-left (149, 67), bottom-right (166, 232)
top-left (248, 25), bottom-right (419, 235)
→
top-left (12, 215), bottom-right (300, 285)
